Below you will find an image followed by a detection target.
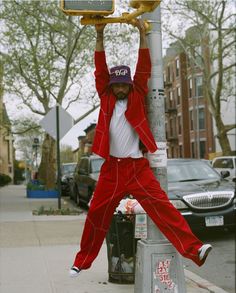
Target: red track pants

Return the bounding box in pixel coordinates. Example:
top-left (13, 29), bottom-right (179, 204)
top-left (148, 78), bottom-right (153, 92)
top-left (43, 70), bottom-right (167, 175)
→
top-left (73, 157), bottom-right (204, 269)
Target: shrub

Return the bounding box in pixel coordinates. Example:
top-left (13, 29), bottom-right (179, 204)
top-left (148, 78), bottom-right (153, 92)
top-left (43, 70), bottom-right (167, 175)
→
top-left (26, 180), bottom-right (57, 191)
top-left (0, 173), bottom-right (12, 186)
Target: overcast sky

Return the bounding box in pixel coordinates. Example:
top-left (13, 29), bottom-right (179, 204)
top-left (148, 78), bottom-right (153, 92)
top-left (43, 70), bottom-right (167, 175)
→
top-left (5, 0), bottom-right (234, 155)
top-left (3, 1), bottom-right (171, 153)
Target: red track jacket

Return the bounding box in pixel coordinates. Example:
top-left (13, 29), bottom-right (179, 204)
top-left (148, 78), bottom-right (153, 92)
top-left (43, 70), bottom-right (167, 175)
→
top-left (92, 48), bottom-right (158, 160)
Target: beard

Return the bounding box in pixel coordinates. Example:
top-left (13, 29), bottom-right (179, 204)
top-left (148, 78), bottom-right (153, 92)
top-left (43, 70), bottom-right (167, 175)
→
top-left (115, 92), bottom-right (127, 100)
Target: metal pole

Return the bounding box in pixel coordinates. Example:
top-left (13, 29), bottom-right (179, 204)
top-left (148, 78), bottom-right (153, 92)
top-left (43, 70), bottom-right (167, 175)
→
top-left (35, 145), bottom-right (38, 169)
top-left (196, 91), bottom-right (200, 159)
top-left (56, 104), bottom-right (62, 209)
top-left (134, 6), bottom-right (186, 293)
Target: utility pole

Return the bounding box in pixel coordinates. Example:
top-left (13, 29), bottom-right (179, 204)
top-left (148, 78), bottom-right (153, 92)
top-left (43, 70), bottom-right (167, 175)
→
top-left (134, 6), bottom-right (186, 293)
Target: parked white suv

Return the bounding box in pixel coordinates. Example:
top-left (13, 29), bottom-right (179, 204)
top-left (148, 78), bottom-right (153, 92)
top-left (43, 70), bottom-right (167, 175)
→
top-left (212, 156), bottom-right (236, 182)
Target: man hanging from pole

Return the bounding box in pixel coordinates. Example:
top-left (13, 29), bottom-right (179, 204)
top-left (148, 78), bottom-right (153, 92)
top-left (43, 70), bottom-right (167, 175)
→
top-left (69, 19), bottom-right (212, 277)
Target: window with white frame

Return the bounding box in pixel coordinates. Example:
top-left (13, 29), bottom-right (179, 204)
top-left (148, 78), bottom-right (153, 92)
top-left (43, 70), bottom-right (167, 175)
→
top-left (176, 87), bottom-right (181, 104)
top-left (188, 77), bottom-right (193, 98)
top-left (175, 58), bottom-right (180, 77)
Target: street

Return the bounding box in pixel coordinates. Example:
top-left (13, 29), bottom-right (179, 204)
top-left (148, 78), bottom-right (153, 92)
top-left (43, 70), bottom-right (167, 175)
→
top-left (0, 185), bottom-right (234, 293)
top-left (184, 229), bottom-right (235, 293)
top-left (78, 202), bottom-right (235, 293)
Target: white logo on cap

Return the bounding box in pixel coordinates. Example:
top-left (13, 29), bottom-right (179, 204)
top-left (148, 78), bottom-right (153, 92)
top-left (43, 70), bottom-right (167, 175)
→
top-left (114, 69), bottom-right (128, 76)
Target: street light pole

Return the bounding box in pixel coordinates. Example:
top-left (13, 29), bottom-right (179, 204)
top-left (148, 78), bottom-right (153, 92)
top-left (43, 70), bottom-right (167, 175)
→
top-left (56, 104), bottom-right (62, 210)
top-left (134, 6), bottom-right (186, 293)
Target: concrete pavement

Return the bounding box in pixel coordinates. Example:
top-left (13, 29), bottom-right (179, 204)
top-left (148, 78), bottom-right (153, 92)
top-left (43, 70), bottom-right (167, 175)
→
top-left (0, 185), bottom-right (229, 293)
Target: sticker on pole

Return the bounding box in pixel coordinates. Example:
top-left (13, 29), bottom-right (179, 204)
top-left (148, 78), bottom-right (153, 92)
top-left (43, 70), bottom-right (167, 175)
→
top-left (135, 214), bottom-right (147, 239)
top-left (148, 142), bottom-right (167, 168)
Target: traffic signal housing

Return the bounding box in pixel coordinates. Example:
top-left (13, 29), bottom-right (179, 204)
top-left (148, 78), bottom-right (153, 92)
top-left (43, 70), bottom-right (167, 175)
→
top-left (130, 0), bottom-right (161, 12)
top-left (61, 0), bottom-right (115, 16)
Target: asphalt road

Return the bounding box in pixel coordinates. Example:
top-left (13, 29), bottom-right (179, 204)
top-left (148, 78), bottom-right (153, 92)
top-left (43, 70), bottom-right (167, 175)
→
top-left (184, 229), bottom-right (235, 293)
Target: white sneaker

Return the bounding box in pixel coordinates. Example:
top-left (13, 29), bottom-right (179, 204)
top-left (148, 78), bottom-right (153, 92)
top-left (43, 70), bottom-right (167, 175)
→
top-left (69, 266), bottom-right (82, 278)
top-left (198, 244), bottom-right (212, 263)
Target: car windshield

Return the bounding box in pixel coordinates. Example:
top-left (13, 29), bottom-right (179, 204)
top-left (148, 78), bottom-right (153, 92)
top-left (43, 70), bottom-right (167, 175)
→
top-left (62, 163), bottom-right (76, 175)
top-left (91, 158), bottom-right (104, 173)
top-left (167, 160), bottom-right (220, 183)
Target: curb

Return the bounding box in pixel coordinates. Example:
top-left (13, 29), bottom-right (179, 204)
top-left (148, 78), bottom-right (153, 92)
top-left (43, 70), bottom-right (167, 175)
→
top-left (185, 270), bottom-right (230, 293)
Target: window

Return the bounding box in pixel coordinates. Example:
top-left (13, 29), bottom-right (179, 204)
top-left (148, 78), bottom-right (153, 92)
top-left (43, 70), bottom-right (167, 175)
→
top-left (188, 78), bottom-right (192, 98)
top-left (176, 87), bottom-right (181, 105)
top-left (198, 108), bottom-right (205, 130)
top-left (167, 65), bottom-right (171, 82)
top-left (213, 158), bottom-right (234, 169)
top-left (170, 91), bottom-right (174, 107)
top-left (178, 116), bottom-right (182, 135)
top-left (170, 118), bottom-right (174, 136)
top-left (91, 158), bottom-right (104, 173)
top-left (191, 142), bottom-right (195, 158)
top-left (200, 141), bottom-right (206, 158)
top-left (163, 72), bottom-right (166, 83)
top-left (190, 110), bottom-right (194, 130)
top-left (195, 76), bottom-right (203, 97)
top-left (175, 58), bottom-right (180, 77)
top-left (179, 145), bottom-right (183, 158)
top-left (164, 95), bottom-right (167, 111)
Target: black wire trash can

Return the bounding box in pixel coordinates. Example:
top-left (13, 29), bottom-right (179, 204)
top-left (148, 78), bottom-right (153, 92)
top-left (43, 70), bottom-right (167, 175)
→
top-left (106, 212), bottom-right (139, 284)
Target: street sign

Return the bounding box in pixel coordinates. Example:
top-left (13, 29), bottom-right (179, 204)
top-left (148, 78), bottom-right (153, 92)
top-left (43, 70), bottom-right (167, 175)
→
top-left (39, 105), bottom-right (74, 140)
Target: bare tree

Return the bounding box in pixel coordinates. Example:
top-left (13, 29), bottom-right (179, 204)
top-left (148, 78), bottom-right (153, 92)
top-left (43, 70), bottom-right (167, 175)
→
top-left (0, 1), bottom-right (97, 187)
top-left (0, 0), bottom-right (137, 188)
top-left (163, 0), bottom-right (235, 155)
top-left (12, 116), bottom-right (43, 172)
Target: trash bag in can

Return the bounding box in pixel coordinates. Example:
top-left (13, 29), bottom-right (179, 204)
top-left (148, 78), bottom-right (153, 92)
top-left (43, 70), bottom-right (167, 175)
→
top-left (106, 212), bottom-right (138, 284)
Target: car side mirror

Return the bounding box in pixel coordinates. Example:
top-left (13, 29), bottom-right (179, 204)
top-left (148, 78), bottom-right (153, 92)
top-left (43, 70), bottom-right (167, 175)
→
top-left (221, 170), bottom-right (230, 178)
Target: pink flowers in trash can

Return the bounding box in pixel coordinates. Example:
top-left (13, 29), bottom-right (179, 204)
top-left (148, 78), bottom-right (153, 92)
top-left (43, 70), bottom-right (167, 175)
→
top-left (116, 198), bottom-right (146, 214)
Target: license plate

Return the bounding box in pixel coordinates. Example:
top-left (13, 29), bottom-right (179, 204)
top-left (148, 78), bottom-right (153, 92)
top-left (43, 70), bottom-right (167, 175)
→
top-left (205, 216), bottom-right (224, 227)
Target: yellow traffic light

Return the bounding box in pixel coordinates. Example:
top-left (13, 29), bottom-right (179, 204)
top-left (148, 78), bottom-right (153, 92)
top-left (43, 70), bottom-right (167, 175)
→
top-left (130, 0), bottom-right (161, 12)
top-left (18, 161), bottom-right (26, 169)
top-left (61, 0), bottom-right (115, 16)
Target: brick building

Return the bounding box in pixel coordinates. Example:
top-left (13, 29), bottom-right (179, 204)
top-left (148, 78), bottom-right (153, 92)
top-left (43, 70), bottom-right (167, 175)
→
top-left (0, 61), bottom-right (14, 180)
top-left (77, 123), bottom-right (96, 157)
top-left (163, 41), bottom-right (215, 159)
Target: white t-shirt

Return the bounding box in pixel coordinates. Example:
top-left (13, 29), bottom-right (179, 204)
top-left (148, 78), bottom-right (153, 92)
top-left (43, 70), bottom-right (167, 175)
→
top-left (109, 99), bottom-right (143, 158)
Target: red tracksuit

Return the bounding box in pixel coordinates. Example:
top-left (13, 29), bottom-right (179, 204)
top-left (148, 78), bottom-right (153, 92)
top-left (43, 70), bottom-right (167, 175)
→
top-left (73, 49), bottom-right (204, 269)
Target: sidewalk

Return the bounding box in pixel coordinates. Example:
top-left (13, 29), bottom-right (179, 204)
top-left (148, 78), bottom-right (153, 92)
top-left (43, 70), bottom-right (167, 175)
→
top-left (0, 185), bottom-right (229, 293)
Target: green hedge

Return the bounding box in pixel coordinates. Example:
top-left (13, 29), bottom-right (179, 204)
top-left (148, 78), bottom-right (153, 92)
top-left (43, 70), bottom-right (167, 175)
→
top-left (0, 173), bottom-right (12, 186)
top-left (26, 180), bottom-right (45, 191)
top-left (26, 180), bottom-right (57, 191)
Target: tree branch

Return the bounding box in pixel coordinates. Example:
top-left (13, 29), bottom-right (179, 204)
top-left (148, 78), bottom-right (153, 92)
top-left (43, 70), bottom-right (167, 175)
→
top-left (74, 104), bottom-right (100, 125)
